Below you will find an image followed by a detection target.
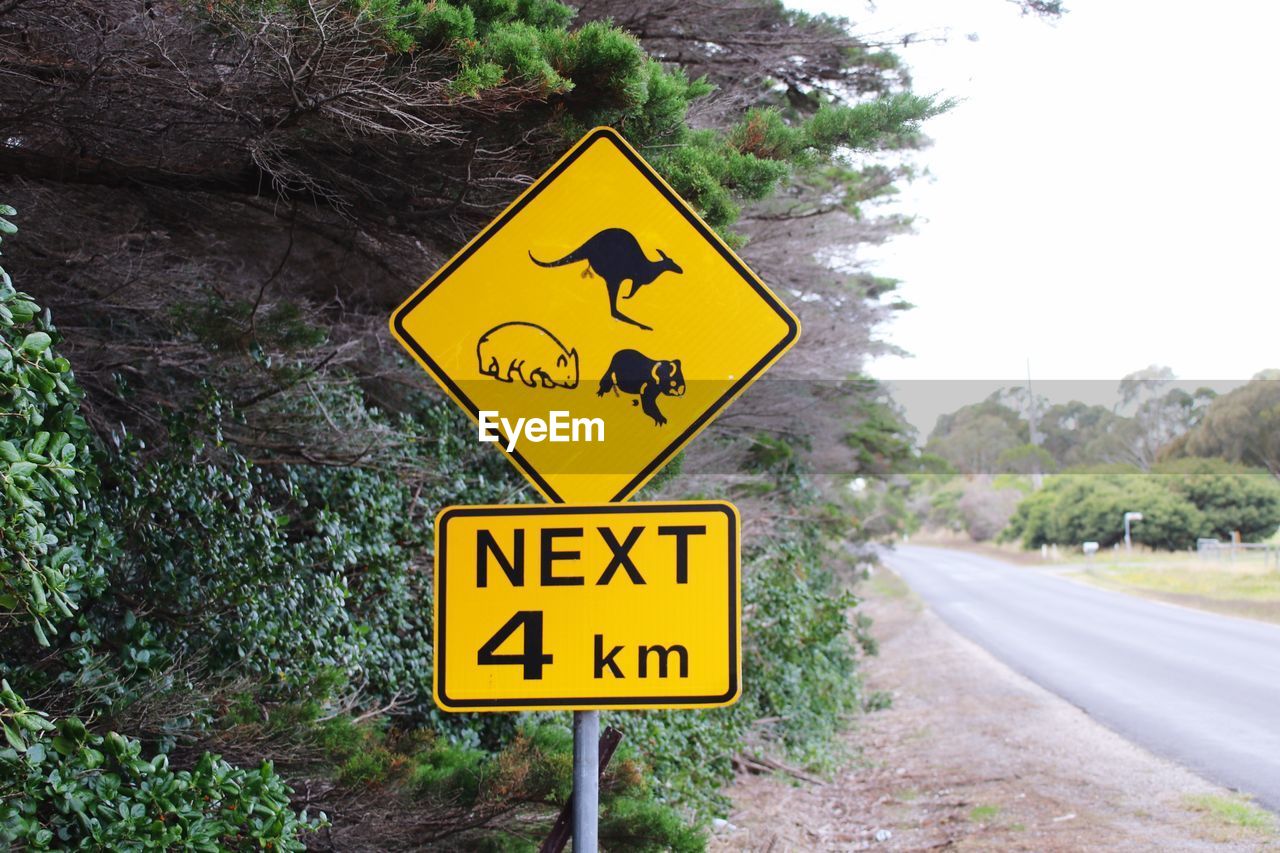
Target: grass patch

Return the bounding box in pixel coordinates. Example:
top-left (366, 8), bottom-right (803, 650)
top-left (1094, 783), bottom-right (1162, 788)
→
top-left (1073, 558), bottom-right (1280, 624)
top-left (968, 804), bottom-right (1000, 823)
top-left (1086, 562), bottom-right (1280, 601)
top-left (1186, 794), bottom-right (1276, 832)
top-left (865, 565), bottom-right (912, 599)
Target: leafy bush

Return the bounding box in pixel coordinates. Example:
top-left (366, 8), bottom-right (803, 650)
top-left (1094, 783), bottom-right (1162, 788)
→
top-left (1153, 458), bottom-right (1280, 541)
top-left (739, 528), bottom-right (865, 764)
top-left (223, 702), bottom-right (703, 850)
top-left (1, 681), bottom-right (321, 851)
top-left (52, 388), bottom-right (525, 738)
top-left (0, 208), bottom-right (319, 850)
top-left (1004, 460), bottom-right (1280, 550)
top-left (0, 202), bottom-right (101, 647)
top-left (1002, 473), bottom-right (1205, 550)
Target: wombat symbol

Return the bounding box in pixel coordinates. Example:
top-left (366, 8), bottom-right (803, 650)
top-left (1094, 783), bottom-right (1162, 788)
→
top-left (476, 322), bottom-right (578, 389)
top-left (597, 349), bottom-right (685, 426)
top-left (529, 228), bottom-right (682, 331)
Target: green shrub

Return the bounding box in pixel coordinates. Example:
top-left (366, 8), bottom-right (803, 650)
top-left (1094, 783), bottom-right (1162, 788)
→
top-left (740, 526), bottom-right (867, 765)
top-left (1, 681), bottom-right (322, 850)
top-left (599, 795), bottom-right (705, 852)
top-left (0, 208), bottom-right (319, 850)
top-left (408, 743), bottom-right (488, 804)
top-left (1153, 458), bottom-right (1280, 541)
top-left (59, 390), bottom-right (524, 744)
top-left (1003, 473), bottom-right (1206, 550)
top-left (1004, 461), bottom-right (1280, 550)
top-left (0, 202), bottom-right (102, 647)
top-left (4, 0), bottom-right (933, 829)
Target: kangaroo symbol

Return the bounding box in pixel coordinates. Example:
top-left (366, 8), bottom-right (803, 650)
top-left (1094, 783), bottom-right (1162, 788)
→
top-left (528, 228), bottom-right (682, 331)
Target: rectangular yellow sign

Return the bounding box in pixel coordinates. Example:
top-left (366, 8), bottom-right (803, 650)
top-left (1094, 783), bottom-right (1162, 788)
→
top-left (433, 501), bottom-right (740, 711)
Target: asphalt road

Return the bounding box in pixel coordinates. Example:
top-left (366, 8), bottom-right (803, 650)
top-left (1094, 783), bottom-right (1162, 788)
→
top-left (881, 545), bottom-right (1280, 812)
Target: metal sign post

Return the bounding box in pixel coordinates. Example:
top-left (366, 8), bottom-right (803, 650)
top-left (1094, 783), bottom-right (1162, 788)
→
top-left (540, 725), bottom-right (622, 853)
top-left (572, 711), bottom-right (599, 852)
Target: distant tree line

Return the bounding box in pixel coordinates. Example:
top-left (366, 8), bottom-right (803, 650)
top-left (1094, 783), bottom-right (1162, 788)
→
top-left (913, 367), bottom-right (1280, 548)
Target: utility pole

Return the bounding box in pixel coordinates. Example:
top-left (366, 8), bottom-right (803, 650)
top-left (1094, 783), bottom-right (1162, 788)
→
top-left (1026, 359), bottom-right (1043, 490)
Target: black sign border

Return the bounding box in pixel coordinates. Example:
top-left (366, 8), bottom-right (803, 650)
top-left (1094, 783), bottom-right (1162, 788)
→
top-left (435, 502), bottom-right (740, 709)
top-left (391, 127), bottom-right (799, 503)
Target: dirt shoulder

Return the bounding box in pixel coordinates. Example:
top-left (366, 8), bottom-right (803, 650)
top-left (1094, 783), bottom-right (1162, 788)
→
top-left (709, 566), bottom-right (1278, 851)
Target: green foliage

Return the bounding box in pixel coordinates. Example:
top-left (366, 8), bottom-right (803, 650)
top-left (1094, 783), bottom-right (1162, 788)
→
top-left (740, 528), bottom-right (864, 764)
top-left (1038, 400), bottom-right (1126, 469)
top-left (0, 210), bottom-right (98, 646)
top-left (1153, 458), bottom-right (1280, 541)
top-left (1186, 793), bottom-right (1276, 832)
top-left (837, 390), bottom-right (930, 540)
top-left (729, 94), bottom-right (946, 163)
top-left (5, 0), bottom-right (951, 834)
top-left (997, 443), bottom-right (1057, 476)
top-left (927, 396), bottom-right (1029, 475)
top-left (0, 681), bottom-right (322, 850)
top-left (171, 296), bottom-right (328, 354)
top-left (616, 710), bottom-right (743, 813)
top-left (218, 0), bottom-right (942, 238)
top-left (1003, 460), bottom-right (1280, 549)
top-left (1163, 374), bottom-right (1280, 477)
top-left (224, 706), bottom-right (702, 849)
top-left (0, 210), bottom-right (321, 850)
top-left (68, 393), bottom-right (523, 743)
top-left (648, 93), bottom-right (943, 231)
top-left (1002, 473), bottom-right (1206, 550)
top-left (599, 794), bottom-right (704, 852)
top-left (408, 742), bottom-right (488, 802)
top-left (929, 375), bottom-right (1220, 480)
top-left (282, 0), bottom-right (575, 56)
top-left (843, 393), bottom-right (916, 477)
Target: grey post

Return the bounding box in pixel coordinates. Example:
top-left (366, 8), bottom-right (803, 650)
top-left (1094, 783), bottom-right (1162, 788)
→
top-left (572, 711), bottom-right (599, 852)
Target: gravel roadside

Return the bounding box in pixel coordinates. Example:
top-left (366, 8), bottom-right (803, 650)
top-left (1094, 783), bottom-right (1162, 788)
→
top-left (709, 566), bottom-right (1278, 851)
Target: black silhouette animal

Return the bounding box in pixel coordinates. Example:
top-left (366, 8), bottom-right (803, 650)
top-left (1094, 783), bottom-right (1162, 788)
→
top-left (597, 349), bottom-right (685, 426)
top-left (528, 228), bottom-right (682, 331)
top-left (476, 322), bottom-right (579, 389)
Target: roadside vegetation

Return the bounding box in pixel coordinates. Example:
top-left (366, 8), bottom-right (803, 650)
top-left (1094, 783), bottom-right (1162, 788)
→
top-left (1070, 552), bottom-right (1280, 624)
top-left (903, 367), bottom-right (1280, 555)
top-left (888, 367), bottom-right (1280, 629)
top-left (1185, 793), bottom-right (1277, 839)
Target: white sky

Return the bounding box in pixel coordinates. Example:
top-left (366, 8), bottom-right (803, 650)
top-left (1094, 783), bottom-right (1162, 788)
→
top-left (788, 0), bottom-right (1280, 431)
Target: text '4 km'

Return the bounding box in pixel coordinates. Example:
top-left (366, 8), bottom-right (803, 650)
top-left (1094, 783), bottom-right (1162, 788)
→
top-left (433, 502), bottom-right (740, 711)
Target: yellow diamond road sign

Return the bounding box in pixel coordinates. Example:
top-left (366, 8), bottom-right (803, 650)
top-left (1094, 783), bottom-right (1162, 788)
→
top-left (433, 501), bottom-right (740, 711)
top-left (391, 127), bottom-right (799, 503)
